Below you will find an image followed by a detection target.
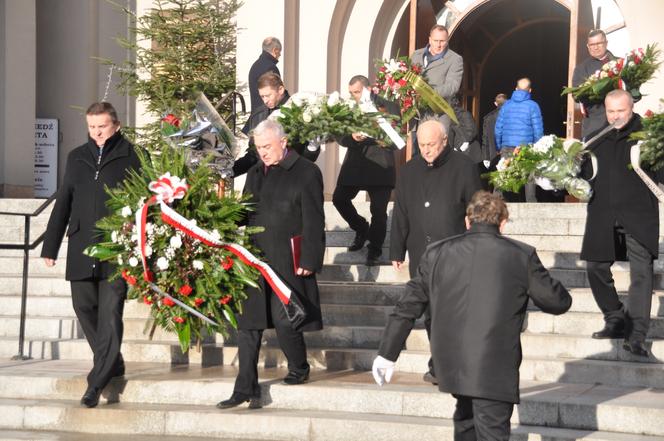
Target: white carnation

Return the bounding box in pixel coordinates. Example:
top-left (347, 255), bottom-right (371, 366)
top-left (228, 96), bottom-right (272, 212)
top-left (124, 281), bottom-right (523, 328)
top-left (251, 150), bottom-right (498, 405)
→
top-left (144, 245), bottom-right (153, 257)
top-left (327, 91), bottom-right (341, 106)
top-left (532, 135), bottom-right (556, 153)
top-left (129, 256), bottom-right (139, 267)
top-left (193, 260), bottom-right (204, 270)
top-left (117, 256), bottom-right (124, 265)
top-left (311, 105), bottom-right (321, 116)
top-left (156, 257), bottom-right (169, 270)
top-left (169, 235), bottom-right (182, 249)
top-left (302, 111), bottom-right (313, 123)
top-left (111, 231), bottom-right (119, 243)
top-left (496, 157), bottom-right (508, 171)
top-left (121, 206), bottom-right (132, 217)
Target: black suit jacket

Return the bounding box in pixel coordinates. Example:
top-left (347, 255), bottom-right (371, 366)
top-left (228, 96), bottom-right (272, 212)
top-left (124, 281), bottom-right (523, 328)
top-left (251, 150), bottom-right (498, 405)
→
top-left (42, 132), bottom-right (142, 280)
top-left (379, 223), bottom-right (571, 403)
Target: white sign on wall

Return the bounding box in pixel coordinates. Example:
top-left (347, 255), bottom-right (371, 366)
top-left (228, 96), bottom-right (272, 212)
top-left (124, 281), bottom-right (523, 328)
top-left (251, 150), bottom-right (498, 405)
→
top-left (34, 118), bottom-right (59, 197)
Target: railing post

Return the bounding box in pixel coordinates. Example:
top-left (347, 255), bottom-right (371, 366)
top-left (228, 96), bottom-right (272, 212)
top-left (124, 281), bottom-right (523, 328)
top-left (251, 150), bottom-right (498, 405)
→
top-left (231, 92), bottom-right (237, 135)
top-left (13, 215), bottom-right (32, 360)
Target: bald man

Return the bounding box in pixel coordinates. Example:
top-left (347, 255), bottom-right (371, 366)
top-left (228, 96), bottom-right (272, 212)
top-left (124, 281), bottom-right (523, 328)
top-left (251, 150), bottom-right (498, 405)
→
top-left (581, 89), bottom-right (664, 358)
top-left (390, 117), bottom-right (482, 383)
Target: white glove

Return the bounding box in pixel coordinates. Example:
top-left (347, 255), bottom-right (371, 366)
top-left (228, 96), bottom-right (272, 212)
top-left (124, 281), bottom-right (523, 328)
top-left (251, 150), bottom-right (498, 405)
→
top-left (372, 355), bottom-right (395, 386)
top-left (534, 176), bottom-right (555, 191)
top-left (483, 160), bottom-right (491, 169)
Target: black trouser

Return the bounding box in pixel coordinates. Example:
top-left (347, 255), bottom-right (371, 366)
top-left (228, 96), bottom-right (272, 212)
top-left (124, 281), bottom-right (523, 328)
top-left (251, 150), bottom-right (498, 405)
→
top-left (233, 291), bottom-right (309, 398)
top-left (70, 278), bottom-right (126, 389)
top-left (586, 225), bottom-right (654, 342)
top-left (453, 395), bottom-right (514, 441)
top-left (332, 184), bottom-right (392, 252)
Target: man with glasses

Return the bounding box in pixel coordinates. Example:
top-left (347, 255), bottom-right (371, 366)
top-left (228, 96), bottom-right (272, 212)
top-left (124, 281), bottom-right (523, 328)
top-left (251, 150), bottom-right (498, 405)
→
top-left (572, 29), bottom-right (616, 139)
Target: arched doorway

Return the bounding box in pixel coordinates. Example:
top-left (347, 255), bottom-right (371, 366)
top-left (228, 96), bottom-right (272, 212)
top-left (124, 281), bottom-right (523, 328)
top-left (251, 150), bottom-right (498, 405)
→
top-left (387, 0), bottom-right (576, 138)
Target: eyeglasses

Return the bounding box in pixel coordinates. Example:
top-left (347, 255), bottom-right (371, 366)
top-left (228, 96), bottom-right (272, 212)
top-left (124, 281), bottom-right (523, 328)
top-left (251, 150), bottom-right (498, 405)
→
top-left (587, 41), bottom-right (607, 47)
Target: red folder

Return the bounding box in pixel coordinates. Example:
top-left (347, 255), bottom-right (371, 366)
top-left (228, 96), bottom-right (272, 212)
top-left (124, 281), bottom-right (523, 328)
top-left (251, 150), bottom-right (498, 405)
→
top-left (290, 235), bottom-right (302, 273)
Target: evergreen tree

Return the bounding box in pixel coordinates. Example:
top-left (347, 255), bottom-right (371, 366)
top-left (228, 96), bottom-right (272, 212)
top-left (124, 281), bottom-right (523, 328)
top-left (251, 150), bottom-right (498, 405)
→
top-left (108, 0), bottom-right (240, 144)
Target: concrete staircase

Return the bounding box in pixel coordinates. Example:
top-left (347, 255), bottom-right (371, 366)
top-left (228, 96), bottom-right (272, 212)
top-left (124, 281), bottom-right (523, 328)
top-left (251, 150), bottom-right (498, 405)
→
top-left (0, 199), bottom-right (664, 440)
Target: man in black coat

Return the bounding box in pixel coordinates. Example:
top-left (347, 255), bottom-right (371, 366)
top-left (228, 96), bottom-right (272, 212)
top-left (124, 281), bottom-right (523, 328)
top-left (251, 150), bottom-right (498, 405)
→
top-left (572, 29), bottom-right (616, 139)
top-left (390, 118), bottom-right (482, 383)
top-left (217, 119), bottom-right (325, 410)
top-left (235, 72), bottom-right (320, 177)
top-left (481, 93), bottom-right (507, 164)
top-left (333, 75), bottom-right (396, 265)
top-left (41, 102), bottom-right (142, 408)
top-left (374, 191), bottom-right (571, 441)
top-left (247, 37), bottom-right (281, 111)
top-left (581, 89), bottom-right (663, 357)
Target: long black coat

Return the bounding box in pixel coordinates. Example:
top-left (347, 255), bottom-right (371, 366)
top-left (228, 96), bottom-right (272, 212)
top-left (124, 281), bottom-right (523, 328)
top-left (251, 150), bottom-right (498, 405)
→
top-left (239, 151), bottom-right (325, 331)
top-left (379, 223), bottom-right (572, 403)
top-left (390, 149), bottom-right (482, 276)
top-left (581, 114), bottom-right (664, 261)
top-left (481, 107), bottom-right (500, 162)
top-left (572, 52), bottom-right (615, 138)
top-left (248, 51), bottom-right (280, 111)
top-left (41, 132), bottom-right (142, 280)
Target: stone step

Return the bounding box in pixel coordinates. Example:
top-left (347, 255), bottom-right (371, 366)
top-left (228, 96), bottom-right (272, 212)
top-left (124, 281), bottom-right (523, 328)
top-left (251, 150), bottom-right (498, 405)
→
top-left (1, 362), bottom-right (664, 438)
top-left (0, 430), bottom-right (246, 441)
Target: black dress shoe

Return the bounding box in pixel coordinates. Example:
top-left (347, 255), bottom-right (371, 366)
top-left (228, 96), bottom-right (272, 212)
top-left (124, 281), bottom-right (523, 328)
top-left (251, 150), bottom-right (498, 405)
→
top-left (282, 368), bottom-right (310, 385)
top-left (366, 247), bottom-right (382, 266)
top-left (216, 392), bottom-right (261, 409)
top-left (623, 340), bottom-right (649, 357)
top-left (591, 323), bottom-right (625, 339)
top-left (422, 371), bottom-right (438, 385)
top-left (80, 387), bottom-right (102, 408)
top-left (348, 229), bottom-right (368, 252)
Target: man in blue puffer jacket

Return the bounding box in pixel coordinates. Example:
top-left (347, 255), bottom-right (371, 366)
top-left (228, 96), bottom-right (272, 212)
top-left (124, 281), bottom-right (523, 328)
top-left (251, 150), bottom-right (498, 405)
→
top-left (494, 78), bottom-right (544, 201)
top-left (494, 77), bottom-right (543, 149)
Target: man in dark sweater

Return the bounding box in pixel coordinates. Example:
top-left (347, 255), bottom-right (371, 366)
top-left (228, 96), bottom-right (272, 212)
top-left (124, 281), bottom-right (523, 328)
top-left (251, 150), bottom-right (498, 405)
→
top-left (572, 29), bottom-right (616, 139)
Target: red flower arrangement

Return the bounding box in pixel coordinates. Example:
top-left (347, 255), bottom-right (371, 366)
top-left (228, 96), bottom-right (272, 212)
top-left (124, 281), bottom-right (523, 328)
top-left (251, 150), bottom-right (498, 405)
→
top-left (374, 56), bottom-right (422, 123)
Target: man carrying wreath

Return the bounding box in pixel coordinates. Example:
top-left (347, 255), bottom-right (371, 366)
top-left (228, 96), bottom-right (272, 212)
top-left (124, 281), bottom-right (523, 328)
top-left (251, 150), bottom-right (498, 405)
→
top-left (217, 119), bottom-right (325, 409)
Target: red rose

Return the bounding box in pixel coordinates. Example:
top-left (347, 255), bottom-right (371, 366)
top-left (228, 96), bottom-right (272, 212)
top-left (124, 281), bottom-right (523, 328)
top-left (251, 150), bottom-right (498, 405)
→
top-left (179, 284), bottom-right (193, 296)
top-left (122, 270), bottom-right (137, 286)
top-left (162, 114), bottom-right (180, 127)
top-left (194, 297), bottom-right (205, 307)
top-left (379, 66), bottom-right (387, 73)
top-left (143, 295), bottom-right (153, 305)
top-left (162, 297), bottom-right (175, 307)
top-left (634, 55), bottom-right (642, 65)
top-left (219, 295), bottom-right (232, 305)
top-left (403, 97), bottom-right (413, 109)
top-left (398, 78), bottom-right (407, 87)
top-left (173, 316), bottom-right (185, 324)
top-left (616, 58), bottom-right (624, 70)
top-left (645, 109), bottom-right (655, 118)
top-left (412, 65), bottom-right (422, 74)
top-left (607, 70), bottom-right (615, 78)
top-left (222, 256), bottom-right (234, 271)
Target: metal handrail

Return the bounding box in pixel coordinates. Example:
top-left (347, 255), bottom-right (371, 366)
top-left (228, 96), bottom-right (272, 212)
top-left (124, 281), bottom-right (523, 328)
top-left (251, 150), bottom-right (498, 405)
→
top-left (215, 91), bottom-right (247, 134)
top-left (0, 193), bottom-right (57, 360)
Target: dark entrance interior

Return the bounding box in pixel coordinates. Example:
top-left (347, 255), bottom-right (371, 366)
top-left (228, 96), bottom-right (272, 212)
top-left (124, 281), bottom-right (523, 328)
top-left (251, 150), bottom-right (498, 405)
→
top-left (390, 0), bottom-right (570, 138)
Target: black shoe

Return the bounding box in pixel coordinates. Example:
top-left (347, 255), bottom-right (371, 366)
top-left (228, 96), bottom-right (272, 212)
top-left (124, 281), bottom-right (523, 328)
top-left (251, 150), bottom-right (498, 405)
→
top-left (282, 368), bottom-right (310, 385)
top-left (366, 247), bottom-right (382, 266)
top-left (216, 392), bottom-right (261, 409)
top-left (348, 229), bottom-right (368, 252)
top-left (623, 339), bottom-right (649, 357)
top-left (422, 371), bottom-right (438, 385)
top-left (591, 323), bottom-right (625, 339)
top-left (80, 387), bottom-right (102, 408)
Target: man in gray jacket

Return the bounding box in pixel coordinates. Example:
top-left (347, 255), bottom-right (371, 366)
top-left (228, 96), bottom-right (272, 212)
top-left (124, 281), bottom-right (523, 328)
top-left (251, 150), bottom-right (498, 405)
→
top-left (410, 24), bottom-right (464, 156)
top-left (374, 191), bottom-right (571, 440)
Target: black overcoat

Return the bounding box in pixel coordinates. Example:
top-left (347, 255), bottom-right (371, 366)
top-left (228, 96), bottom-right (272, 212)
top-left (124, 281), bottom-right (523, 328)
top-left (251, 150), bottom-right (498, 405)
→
top-left (248, 51), bottom-right (280, 111)
top-left (239, 151), bottom-right (325, 331)
top-left (379, 223), bottom-right (572, 403)
top-left (389, 149), bottom-right (482, 276)
top-left (41, 132), bottom-right (142, 280)
top-left (580, 114), bottom-right (664, 261)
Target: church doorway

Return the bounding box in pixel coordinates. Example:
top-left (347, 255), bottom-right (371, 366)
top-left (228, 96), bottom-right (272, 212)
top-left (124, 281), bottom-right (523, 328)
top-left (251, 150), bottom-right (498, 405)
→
top-left (388, 0), bottom-right (576, 139)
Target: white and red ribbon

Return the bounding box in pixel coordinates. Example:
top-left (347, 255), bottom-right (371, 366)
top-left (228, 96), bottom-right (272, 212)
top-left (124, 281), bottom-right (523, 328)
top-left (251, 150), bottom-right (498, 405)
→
top-left (136, 174), bottom-right (292, 304)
